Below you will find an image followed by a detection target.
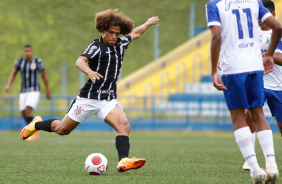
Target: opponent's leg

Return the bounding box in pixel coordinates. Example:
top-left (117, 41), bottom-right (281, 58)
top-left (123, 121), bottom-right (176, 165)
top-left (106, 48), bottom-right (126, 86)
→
top-left (105, 105), bottom-right (146, 172)
top-left (250, 107), bottom-right (279, 184)
top-left (243, 110), bottom-right (256, 171)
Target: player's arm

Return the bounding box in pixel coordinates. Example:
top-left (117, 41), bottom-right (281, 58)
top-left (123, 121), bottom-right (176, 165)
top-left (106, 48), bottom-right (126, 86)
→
top-left (262, 16), bottom-right (282, 73)
top-left (273, 52), bottom-right (282, 66)
top-left (4, 69), bottom-right (18, 93)
top-left (210, 26), bottom-right (226, 91)
top-left (76, 56), bottom-right (103, 82)
top-left (41, 71), bottom-right (51, 99)
top-left (129, 17), bottom-right (159, 41)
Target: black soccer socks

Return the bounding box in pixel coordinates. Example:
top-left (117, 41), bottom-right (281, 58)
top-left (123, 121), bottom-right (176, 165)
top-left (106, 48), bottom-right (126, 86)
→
top-left (35, 119), bottom-right (57, 132)
top-left (116, 135), bottom-right (130, 161)
top-left (24, 116), bottom-right (34, 125)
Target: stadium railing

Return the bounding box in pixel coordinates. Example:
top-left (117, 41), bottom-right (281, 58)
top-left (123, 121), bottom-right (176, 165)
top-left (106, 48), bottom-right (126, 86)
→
top-left (0, 94), bottom-right (278, 132)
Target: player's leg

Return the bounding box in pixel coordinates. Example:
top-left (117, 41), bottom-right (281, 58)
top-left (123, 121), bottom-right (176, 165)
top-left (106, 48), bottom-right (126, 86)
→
top-left (250, 107), bottom-right (279, 183)
top-left (23, 106), bottom-right (34, 124)
top-left (19, 93), bottom-right (30, 124)
top-left (277, 122), bottom-right (282, 137)
top-left (243, 109), bottom-right (256, 171)
top-left (105, 105), bottom-right (131, 159)
top-left (20, 114), bottom-right (80, 140)
top-left (264, 88), bottom-right (282, 137)
top-left (36, 115), bottom-right (79, 135)
top-left (246, 110), bottom-right (256, 133)
top-left (104, 104), bottom-right (146, 172)
top-left (230, 109), bottom-right (260, 169)
top-left (23, 92), bottom-right (41, 140)
top-left (222, 72), bottom-right (266, 183)
top-left (20, 97), bottom-right (85, 140)
top-left (231, 108), bottom-right (267, 183)
top-left (247, 72), bottom-right (278, 183)
top-left (21, 110), bottom-right (27, 121)
top-left (23, 91), bottom-right (40, 124)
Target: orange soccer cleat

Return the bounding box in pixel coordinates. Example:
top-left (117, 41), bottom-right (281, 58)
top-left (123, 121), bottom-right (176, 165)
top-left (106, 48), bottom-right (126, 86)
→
top-left (117, 157), bottom-right (146, 172)
top-left (20, 116), bottom-right (42, 140)
top-left (25, 131), bottom-right (40, 141)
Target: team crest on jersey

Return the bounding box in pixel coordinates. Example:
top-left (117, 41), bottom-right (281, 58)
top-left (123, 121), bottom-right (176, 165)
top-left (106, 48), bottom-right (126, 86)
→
top-left (120, 44), bottom-right (123, 55)
top-left (30, 63), bottom-right (37, 70)
top-left (74, 105), bottom-right (84, 117)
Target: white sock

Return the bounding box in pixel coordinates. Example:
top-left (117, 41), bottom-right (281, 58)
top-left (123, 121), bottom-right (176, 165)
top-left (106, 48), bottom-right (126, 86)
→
top-left (257, 130), bottom-right (277, 168)
top-left (234, 127), bottom-right (258, 173)
top-left (251, 132), bottom-right (256, 148)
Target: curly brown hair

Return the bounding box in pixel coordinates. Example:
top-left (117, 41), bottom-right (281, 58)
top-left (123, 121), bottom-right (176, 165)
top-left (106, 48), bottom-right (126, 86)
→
top-left (95, 9), bottom-right (134, 35)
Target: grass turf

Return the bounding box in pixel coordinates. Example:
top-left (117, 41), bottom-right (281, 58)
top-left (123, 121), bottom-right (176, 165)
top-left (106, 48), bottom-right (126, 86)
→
top-left (0, 131), bottom-right (281, 184)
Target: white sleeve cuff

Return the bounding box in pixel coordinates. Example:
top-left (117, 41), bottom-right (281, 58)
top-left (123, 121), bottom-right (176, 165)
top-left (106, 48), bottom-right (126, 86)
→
top-left (261, 13), bottom-right (272, 23)
top-left (275, 49), bottom-right (282, 54)
top-left (207, 22), bottom-right (221, 27)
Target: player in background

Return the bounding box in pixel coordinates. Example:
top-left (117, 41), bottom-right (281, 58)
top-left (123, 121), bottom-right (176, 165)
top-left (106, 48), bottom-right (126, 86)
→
top-left (20, 9), bottom-right (159, 172)
top-left (5, 45), bottom-right (51, 141)
top-left (206, 0), bottom-right (282, 183)
top-left (242, 0), bottom-right (282, 173)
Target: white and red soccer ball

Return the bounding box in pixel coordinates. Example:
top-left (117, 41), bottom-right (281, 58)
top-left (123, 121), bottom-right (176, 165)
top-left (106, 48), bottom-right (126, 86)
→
top-left (85, 153), bottom-right (108, 175)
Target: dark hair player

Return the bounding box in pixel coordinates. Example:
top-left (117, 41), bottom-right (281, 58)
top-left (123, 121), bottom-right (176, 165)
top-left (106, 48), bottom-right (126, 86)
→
top-left (20, 9), bottom-right (159, 172)
top-left (5, 45), bottom-right (51, 141)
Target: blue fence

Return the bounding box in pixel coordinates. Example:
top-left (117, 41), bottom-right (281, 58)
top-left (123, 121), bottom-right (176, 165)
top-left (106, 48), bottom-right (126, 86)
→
top-left (0, 94), bottom-right (279, 132)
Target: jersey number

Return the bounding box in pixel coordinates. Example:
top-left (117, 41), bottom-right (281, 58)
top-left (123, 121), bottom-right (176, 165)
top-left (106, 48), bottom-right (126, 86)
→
top-left (232, 8), bottom-right (253, 39)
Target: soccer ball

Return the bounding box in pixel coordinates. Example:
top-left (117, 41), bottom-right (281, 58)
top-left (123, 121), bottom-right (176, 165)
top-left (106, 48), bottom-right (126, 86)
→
top-left (85, 153), bottom-right (108, 175)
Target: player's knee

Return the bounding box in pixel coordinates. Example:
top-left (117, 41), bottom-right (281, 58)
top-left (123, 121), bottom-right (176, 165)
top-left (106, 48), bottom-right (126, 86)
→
top-left (124, 122), bottom-right (131, 133)
top-left (122, 118), bottom-right (130, 128)
top-left (119, 118), bottom-right (130, 134)
top-left (57, 128), bottom-right (71, 135)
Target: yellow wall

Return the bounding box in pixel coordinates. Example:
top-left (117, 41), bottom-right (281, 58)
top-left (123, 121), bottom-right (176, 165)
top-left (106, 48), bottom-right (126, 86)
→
top-left (117, 0), bottom-right (282, 106)
top-left (117, 30), bottom-right (211, 98)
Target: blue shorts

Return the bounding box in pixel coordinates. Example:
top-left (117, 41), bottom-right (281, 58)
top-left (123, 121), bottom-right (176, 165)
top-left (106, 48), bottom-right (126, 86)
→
top-left (222, 71), bottom-right (264, 110)
top-left (263, 88), bottom-right (282, 123)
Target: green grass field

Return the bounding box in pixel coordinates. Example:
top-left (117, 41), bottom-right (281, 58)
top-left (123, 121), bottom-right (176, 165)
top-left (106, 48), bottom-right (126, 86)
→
top-left (1, 131), bottom-right (281, 184)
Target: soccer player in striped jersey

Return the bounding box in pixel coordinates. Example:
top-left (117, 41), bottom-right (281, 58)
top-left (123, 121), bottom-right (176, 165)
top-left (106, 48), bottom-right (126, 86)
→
top-left (242, 1), bottom-right (282, 177)
top-left (5, 45), bottom-right (51, 141)
top-left (20, 9), bottom-right (159, 172)
top-left (206, 0), bottom-right (282, 183)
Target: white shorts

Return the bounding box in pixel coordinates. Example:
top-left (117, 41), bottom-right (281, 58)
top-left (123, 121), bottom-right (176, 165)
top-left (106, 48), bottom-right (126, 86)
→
top-left (19, 91), bottom-right (40, 111)
top-left (67, 97), bottom-right (123, 122)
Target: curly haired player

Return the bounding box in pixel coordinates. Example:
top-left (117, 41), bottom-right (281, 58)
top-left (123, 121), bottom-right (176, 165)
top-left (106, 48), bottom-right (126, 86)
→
top-left (20, 9), bottom-right (159, 172)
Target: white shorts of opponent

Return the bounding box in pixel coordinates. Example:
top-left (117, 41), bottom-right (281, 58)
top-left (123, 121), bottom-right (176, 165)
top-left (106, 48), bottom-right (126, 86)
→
top-left (67, 97), bottom-right (123, 122)
top-left (19, 91), bottom-right (41, 111)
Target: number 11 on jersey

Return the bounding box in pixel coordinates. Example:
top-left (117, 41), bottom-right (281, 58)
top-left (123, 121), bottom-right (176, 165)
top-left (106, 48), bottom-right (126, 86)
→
top-left (232, 8), bottom-right (253, 39)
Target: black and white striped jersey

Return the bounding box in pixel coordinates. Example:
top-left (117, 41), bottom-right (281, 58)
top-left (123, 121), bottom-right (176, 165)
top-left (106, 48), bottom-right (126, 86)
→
top-left (14, 57), bottom-right (45, 93)
top-left (78, 35), bottom-right (131, 100)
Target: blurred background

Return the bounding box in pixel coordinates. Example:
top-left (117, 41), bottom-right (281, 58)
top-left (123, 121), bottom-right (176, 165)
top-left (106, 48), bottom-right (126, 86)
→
top-left (1, 0), bottom-right (281, 132)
